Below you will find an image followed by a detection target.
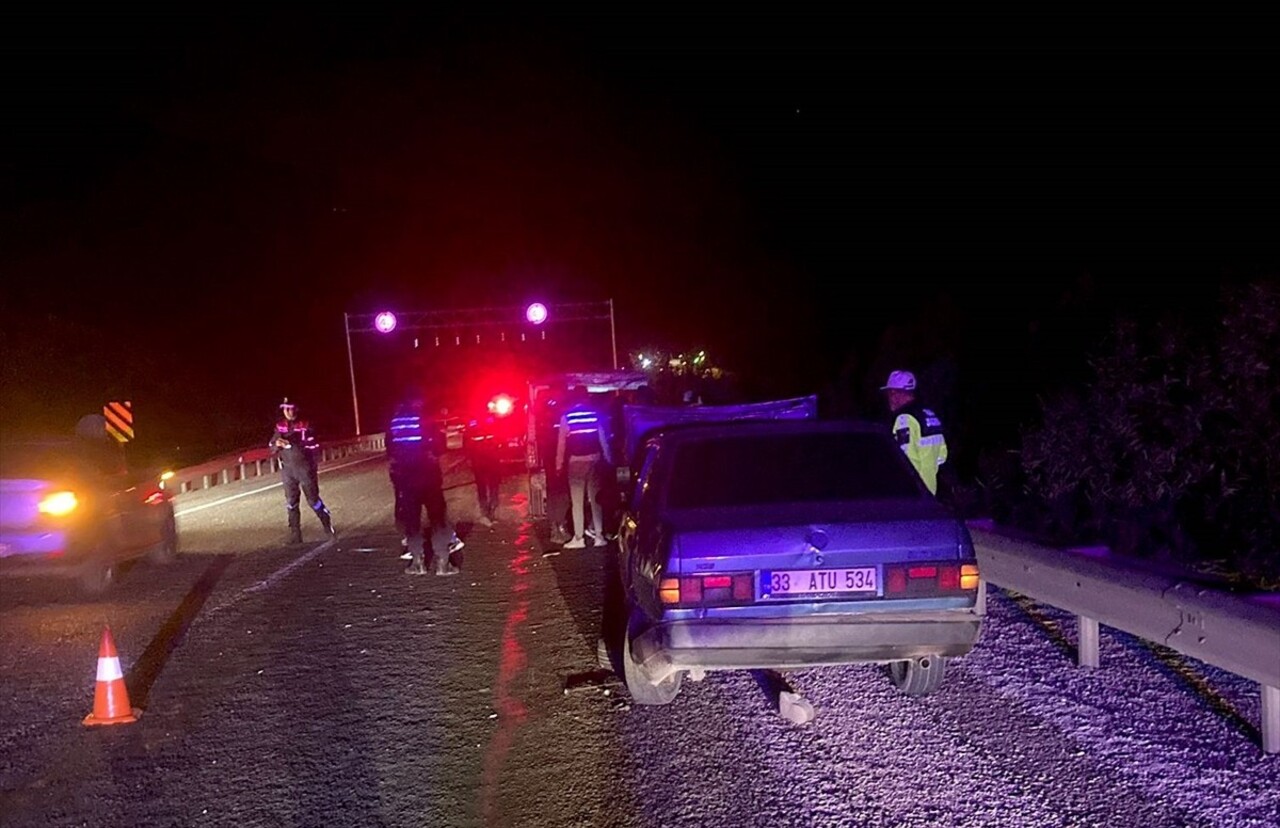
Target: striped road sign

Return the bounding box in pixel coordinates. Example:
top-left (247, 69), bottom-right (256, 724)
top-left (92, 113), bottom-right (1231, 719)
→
top-left (104, 401), bottom-right (134, 443)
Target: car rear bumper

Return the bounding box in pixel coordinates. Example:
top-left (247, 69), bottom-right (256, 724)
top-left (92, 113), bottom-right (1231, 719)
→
top-left (0, 532), bottom-right (93, 578)
top-left (631, 613), bottom-right (983, 682)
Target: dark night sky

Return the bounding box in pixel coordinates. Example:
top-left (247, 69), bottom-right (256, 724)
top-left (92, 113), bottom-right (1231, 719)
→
top-left (3, 9), bottom-right (1278, 464)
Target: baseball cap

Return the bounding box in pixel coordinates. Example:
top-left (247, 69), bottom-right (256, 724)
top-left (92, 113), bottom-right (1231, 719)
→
top-left (880, 370), bottom-right (916, 391)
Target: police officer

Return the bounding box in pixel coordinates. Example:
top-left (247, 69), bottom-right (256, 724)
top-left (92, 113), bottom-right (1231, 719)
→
top-left (269, 397), bottom-right (335, 543)
top-left (466, 410), bottom-right (502, 527)
top-left (880, 370), bottom-right (949, 495)
top-left (387, 389), bottom-right (459, 576)
top-left (555, 386), bottom-right (612, 549)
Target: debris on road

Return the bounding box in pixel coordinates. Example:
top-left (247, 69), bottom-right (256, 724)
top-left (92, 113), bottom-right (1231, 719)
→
top-left (779, 690), bottom-right (816, 725)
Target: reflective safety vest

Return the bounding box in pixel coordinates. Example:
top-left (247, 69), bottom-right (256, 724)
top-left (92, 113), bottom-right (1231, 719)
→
top-left (563, 406), bottom-right (605, 458)
top-left (387, 406), bottom-right (438, 475)
top-left (556, 403), bottom-right (611, 470)
top-left (892, 401), bottom-right (948, 495)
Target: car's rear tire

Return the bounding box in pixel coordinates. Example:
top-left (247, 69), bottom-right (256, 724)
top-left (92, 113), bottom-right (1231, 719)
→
top-left (888, 655), bottom-right (948, 696)
top-left (147, 508), bottom-right (179, 564)
top-left (621, 616), bottom-right (682, 705)
top-left (78, 560), bottom-right (118, 597)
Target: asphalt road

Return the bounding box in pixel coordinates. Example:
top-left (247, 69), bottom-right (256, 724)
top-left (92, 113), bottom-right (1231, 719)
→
top-left (1, 450), bottom-right (1277, 827)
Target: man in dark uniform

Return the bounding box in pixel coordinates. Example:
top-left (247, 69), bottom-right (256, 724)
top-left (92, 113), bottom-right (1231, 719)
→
top-left (387, 389), bottom-right (460, 576)
top-left (269, 397), bottom-right (335, 543)
top-left (466, 410), bottom-right (502, 527)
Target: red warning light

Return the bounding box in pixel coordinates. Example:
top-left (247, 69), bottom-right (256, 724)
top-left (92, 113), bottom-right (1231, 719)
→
top-left (489, 394), bottom-right (515, 417)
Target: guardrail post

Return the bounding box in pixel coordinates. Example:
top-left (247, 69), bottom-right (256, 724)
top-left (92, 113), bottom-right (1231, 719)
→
top-left (239, 462), bottom-right (248, 480)
top-left (1264, 684), bottom-right (1279, 754)
top-left (181, 480), bottom-right (191, 494)
top-left (221, 468), bottom-right (231, 485)
top-left (202, 473), bottom-right (212, 489)
top-left (1077, 615), bottom-right (1100, 669)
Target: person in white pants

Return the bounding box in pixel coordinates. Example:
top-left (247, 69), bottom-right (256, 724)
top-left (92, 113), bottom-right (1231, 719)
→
top-left (554, 387), bottom-right (612, 549)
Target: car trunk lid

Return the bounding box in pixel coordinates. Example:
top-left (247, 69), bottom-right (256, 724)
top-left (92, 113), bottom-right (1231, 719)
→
top-left (667, 499), bottom-right (965, 574)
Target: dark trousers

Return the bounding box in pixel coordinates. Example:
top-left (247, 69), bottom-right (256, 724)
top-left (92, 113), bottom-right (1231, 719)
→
top-left (282, 463), bottom-right (326, 527)
top-left (394, 464), bottom-right (449, 560)
top-left (470, 449), bottom-right (502, 518)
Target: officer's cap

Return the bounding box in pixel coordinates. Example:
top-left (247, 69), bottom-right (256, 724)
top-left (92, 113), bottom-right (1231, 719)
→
top-left (880, 370), bottom-right (916, 391)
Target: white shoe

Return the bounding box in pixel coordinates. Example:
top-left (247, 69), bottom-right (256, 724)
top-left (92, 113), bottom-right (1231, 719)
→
top-left (591, 536), bottom-right (608, 548)
top-left (563, 537), bottom-right (586, 549)
top-left (477, 516), bottom-right (494, 528)
top-left (448, 536), bottom-right (465, 554)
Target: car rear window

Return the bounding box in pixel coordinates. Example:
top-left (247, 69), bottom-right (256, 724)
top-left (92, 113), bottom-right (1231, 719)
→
top-left (665, 431), bottom-right (923, 508)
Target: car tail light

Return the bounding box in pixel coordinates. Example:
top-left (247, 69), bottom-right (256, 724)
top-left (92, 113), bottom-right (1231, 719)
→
top-left (659, 573), bottom-right (754, 607)
top-left (144, 490), bottom-right (167, 506)
top-left (884, 561), bottom-right (979, 596)
top-left (38, 490), bottom-right (78, 517)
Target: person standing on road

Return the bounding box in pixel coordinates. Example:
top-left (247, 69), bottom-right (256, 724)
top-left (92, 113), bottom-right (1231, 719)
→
top-left (387, 389), bottom-right (460, 576)
top-left (538, 394), bottom-right (572, 544)
top-left (879, 370), bottom-right (949, 495)
top-left (269, 397), bottom-right (335, 543)
top-left (555, 386), bottom-right (612, 549)
top-left (466, 411), bottom-right (502, 526)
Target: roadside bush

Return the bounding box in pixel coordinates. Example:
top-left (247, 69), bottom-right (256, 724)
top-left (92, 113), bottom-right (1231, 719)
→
top-left (1016, 281), bottom-right (1280, 590)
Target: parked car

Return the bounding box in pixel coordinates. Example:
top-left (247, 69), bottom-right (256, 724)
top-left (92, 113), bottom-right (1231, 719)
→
top-left (612, 417), bottom-right (984, 704)
top-left (0, 436), bottom-right (178, 596)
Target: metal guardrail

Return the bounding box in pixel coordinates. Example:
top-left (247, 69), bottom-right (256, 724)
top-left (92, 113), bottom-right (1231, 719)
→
top-left (969, 522), bottom-right (1280, 754)
top-left (165, 433), bottom-right (387, 496)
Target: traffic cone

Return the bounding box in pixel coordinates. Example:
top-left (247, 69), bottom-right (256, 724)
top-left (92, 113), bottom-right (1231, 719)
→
top-left (83, 626), bottom-right (140, 726)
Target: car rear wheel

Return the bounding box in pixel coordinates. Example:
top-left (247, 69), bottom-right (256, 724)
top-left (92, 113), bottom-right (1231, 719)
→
top-left (78, 559), bottom-right (117, 597)
top-left (621, 615), bottom-right (682, 705)
top-left (147, 508), bottom-right (179, 564)
top-left (887, 655), bottom-right (948, 696)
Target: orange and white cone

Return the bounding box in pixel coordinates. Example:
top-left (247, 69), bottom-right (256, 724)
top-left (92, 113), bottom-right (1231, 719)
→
top-left (83, 626), bottom-right (140, 726)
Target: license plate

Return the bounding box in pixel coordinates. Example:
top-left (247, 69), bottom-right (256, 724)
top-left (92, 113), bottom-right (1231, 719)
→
top-left (760, 567), bottom-right (879, 598)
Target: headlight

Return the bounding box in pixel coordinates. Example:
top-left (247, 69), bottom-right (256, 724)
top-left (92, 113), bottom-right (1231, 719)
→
top-left (39, 491), bottom-right (79, 517)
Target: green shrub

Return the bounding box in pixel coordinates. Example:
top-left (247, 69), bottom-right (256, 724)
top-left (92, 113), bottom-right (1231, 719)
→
top-left (1018, 281), bottom-right (1280, 590)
